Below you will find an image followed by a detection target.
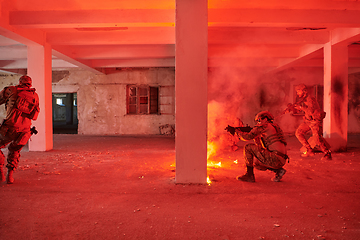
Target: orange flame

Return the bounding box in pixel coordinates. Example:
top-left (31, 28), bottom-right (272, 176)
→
top-left (207, 140), bottom-right (222, 170)
top-left (207, 141), bottom-right (218, 160)
top-left (207, 176), bottom-right (211, 185)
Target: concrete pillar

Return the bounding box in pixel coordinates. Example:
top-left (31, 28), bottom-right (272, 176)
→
top-left (27, 43), bottom-right (53, 151)
top-left (323, 42), bottom-right (348, 151)
top-left (175, 0), bottom-right (208, 183)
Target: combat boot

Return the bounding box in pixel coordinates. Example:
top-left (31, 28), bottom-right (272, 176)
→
top-left (271, 168), bottom-right (286, 182)
top-left (236, 166), bottom-right (255, 182)
top-left (6, 169), bottom-right (14, 184)
top-left (321, 151), bottom-right (332, 160)
top-left (0, 167), bottom-right (4, 182)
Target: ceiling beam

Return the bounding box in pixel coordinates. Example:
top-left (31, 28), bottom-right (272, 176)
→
top-left (0, 23), bottom-right (45, 46)
top-left (209, 44), bottom-right (301, 58)
top-left (46, 27), bottom-right (175, 45)
top-left (208, 27), bottom-right (329, 44)
top-left (52, 50), bottom-right (104, 74)
top-left (9, 8), bottom-right (360, 28)
top-left (9, 9), bottom-right (175, 28)
top-left (208, 9), bottom-right (360, 28)
top-left (331, 28), bottom-right (360, 45)
top-left (90, 58), bottom-right (175, 68)
top-left (267, 44), bottom-right (324, 73)
top-left (53, 44), bottom-right (175, 59)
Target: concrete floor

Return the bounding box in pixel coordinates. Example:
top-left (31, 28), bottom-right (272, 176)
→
top-left (1, 134), bottom-right (360, 240)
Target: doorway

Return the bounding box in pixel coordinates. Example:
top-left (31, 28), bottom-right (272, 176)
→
top-left (52, 93), bottom-right (78, 134)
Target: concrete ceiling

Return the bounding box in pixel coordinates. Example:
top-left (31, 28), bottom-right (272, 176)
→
top-left (1, 0), bottom-right (360, 75)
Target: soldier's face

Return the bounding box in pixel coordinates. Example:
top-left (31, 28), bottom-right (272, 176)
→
top-left (256, 117), bottom-right (265, 125)
top-left (296, 89), bottom-right (306, 98)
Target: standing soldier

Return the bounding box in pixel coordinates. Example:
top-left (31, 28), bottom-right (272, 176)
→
top-left (226, 111), bottom-right (289, 182)
top-left (284, 84), bottom-right (331, 160)
top-left (0, 75), bottom-right (40, 184)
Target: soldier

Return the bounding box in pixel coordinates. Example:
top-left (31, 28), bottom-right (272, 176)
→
top-left (285, 84), bottom-right (332, 160)
top-left (226, 111), bottom-right (288, 182)
top-left (0, 75), bottom-right (40, 184)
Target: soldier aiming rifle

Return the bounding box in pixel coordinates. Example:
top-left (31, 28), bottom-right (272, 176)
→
top-left (283, 84), bottom-right (331, 160)
top-left (225, 111), bottom-right (288, 182)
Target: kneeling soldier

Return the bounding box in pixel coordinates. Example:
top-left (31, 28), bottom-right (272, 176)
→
top-left (227, 111), bottom-right (288, 182)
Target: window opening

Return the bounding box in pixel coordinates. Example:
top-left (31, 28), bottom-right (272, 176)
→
top-left (127, 85), bottom-right (159, 115)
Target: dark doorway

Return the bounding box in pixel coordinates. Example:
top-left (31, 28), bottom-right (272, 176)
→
top-left (52, 93), bottom-right (78, 134)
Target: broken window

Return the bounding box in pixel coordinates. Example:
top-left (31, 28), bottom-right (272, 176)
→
top-left (127, 85), bottom-right (159, 114)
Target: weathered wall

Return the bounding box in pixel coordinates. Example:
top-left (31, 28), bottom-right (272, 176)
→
top-left (0, 67), bottom-right (359, 136)
top-left (0, 74), bottom-right (19, 119)
top-left (0, 68), bottom-right (175, 135)
top-left (52, 68), bottom-right (175, 135)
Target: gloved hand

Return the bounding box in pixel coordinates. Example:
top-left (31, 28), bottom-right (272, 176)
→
top-left (225, 125), bottom-right (236, 135)
top-left (282, 103), bottom-right (294, 114)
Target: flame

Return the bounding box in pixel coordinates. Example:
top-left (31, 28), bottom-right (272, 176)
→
top-left (207, 140), bottom-right (222, 169)
top-left (207, 161), bottom-right (221, 168)
top-left (207, 176), bottom-right (211, 185)
top-left (207, 141), bottom-right (218, 160)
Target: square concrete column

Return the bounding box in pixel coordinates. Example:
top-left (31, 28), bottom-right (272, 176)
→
top-left (323, 42), bottom-right (348, 151)
top-left (175, 0), bottom-right (208, 183)
top-left (27, 43), bottom-right (53, 151)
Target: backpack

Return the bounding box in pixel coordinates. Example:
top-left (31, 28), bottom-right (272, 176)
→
top-left (14, 87), bottom-right (39, 120)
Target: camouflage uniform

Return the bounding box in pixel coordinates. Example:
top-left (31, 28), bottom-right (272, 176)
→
top-left (0, 76), bottom-right (40, 183)
top-left (234, 111), bottom-right (288, 182)
top-left (237, 122), bottom-right (288, 170)
top-left (293, 85), bottom-right (331, 159)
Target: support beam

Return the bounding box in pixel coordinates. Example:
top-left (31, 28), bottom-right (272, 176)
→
top-left (208, 27), bottom-right (329, 45)
top-left (323, 42), bottom-right (348, 151)
top-left (9, 9), bottom-right (175, 28)
top-left (175, 0), bottom-right (208, 184)
top-left (55, 44), bottom-right (175, 59)
top-left (208, 9), bottom-right (360, 27)
top-left (46, 28), bottom-right (175, 45)
top-left (52, 50), bottom-right (104, 75)
top-left (90, 58), bottom-right (175, 68)
top-left (27, 43), bottom-right (53, 151)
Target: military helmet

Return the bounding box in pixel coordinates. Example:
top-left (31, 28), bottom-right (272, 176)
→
top-left (255, 111), bottom-right (274, 122)
top-left (19, 75), bottom-right (32, 86)
top-left (295, 83), bottom-right (307, 92)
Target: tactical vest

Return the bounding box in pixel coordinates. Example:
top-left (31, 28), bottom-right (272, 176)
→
top-left (261, 123), bottom-right (287, 149)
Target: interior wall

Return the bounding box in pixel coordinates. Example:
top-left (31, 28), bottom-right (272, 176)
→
top-left (53, 67), bottom-right (175, 135)
top-left (1, 67), bottom-right (358, 137)
top-left (0, 74), bottom-right (20, 119)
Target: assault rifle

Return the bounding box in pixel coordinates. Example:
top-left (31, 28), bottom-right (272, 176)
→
top-left (282, 98), bottom-right (305, 115)
top-left (282, 103), bottom-right (301, 115)
top-left (225, 125), bottom-right (252, 136)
